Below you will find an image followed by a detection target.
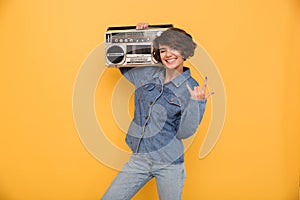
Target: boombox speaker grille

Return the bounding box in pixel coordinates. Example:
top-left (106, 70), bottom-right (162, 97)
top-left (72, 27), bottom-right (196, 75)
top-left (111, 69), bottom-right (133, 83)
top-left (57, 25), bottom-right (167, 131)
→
top-left (106, 45), bottom-right (125, 64)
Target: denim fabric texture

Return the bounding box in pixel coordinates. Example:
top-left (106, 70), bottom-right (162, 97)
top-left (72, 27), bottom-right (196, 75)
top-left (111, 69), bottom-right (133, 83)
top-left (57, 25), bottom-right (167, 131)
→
top-left (120, 66), bottom-right (206, 164)
top-left (101, 154), bottom-right (186, 200)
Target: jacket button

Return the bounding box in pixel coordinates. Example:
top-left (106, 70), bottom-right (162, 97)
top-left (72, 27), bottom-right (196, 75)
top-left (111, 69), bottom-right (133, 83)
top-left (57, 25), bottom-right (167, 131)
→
top-left (149, 101), bottom-right (153, 105)
top-left (145, 116), bottom-right (149, 120)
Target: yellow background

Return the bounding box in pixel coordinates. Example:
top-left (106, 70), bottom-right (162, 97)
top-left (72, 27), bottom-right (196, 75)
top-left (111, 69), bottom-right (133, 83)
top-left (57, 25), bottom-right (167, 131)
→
top-left (0, 0), bottom-right (299, 199)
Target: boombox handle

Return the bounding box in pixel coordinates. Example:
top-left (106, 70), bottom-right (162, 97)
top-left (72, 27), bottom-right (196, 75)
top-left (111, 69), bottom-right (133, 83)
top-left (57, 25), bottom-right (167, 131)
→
top-left (106, 24), bottom-right (173, 31)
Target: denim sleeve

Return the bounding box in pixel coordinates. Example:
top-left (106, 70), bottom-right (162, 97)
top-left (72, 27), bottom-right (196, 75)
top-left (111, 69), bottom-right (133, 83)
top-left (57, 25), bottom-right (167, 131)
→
top-left (119, 67), bottom-right (136, 84)
top-left (176, 99), bottom-right (206, 139)
top-left (119, 66), bottom-right (161, 86)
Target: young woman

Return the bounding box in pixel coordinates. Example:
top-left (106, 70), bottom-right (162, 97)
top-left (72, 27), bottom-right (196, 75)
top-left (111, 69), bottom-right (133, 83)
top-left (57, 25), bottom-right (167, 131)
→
top-left (101, 22), bottom-right (213, 200)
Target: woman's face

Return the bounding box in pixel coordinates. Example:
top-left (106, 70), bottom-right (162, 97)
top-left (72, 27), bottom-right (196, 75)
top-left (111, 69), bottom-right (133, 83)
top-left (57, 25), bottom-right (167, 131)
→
top-left (159, 44), bottom-right (184, 71)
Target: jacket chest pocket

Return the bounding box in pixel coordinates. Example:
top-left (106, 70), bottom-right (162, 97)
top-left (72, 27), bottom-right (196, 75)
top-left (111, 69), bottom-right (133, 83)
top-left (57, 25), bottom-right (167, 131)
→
top-left (163, 94), bottom-right (182, 116)
top-left (142, 83), bottom-right (155, 91)
top-left (137, 83), bottom-right (156, 101)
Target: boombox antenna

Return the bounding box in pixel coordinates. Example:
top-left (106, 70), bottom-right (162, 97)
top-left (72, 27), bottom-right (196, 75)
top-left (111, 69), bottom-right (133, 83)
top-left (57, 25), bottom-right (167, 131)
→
top-left (106, 24), bottom-right (173, 31)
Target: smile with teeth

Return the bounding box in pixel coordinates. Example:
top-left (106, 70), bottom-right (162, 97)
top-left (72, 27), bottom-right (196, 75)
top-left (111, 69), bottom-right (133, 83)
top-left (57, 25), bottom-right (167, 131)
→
top-left (165, 58), bottom-right (177, 63)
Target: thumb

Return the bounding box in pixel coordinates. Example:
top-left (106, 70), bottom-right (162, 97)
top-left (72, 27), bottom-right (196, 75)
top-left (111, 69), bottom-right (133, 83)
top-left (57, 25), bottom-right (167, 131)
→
top-left (186, 83), bottom-right (193, 95)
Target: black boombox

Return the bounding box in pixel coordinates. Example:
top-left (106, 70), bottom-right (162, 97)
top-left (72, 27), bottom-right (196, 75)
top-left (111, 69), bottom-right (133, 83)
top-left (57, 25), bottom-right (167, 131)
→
top-left (104, 24), bottom-right (173, 67)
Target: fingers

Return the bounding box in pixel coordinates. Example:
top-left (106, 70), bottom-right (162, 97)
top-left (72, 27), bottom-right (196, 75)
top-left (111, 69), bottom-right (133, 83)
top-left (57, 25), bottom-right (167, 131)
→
top-left (186, 77), bottom-right (215, 100)
top-left (195, 86), bottom-right (201, 95)
top-left (186, 84), bottom-right (202, 100)
top-left (136, 22), bottom-right (149, 30)
top-left (187, 83), bottom-right (204, 100)
top-left (195, 86), bottom-right (205, 100)
top-left (202, 76), bottom-right (207, 91)
top-left (186, 83), bottom-right (193, 95)
top-left (201, 77), bottom-right (215, 99)
top-left (205, 91), bottom-right (215, 99)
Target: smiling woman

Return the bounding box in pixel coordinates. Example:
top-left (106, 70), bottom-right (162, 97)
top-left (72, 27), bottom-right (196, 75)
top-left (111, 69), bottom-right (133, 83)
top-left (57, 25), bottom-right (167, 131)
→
top-left (1, 0), bottom-right (299, 199)
top-left (101, 23), bottom-right (214, 200)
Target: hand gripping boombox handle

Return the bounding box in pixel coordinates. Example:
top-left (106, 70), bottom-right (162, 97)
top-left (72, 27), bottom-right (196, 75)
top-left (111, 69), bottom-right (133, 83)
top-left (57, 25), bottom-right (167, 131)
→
top-left (106, 24), bottom-right (174, 31)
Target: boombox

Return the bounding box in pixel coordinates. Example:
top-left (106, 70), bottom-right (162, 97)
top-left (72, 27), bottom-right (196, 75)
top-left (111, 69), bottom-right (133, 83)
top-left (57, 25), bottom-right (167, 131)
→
top-left (105, 24), bottom-right (173, 67)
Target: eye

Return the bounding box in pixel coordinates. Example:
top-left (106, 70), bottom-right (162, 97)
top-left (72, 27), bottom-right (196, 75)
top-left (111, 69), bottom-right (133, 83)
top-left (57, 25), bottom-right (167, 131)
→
top-left (159, 48), bottom-right (166, 54)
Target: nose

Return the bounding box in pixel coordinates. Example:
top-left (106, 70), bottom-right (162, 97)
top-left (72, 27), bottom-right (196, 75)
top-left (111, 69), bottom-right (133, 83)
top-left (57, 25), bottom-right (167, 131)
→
top-left (165, 50), bottom-right (172, 57)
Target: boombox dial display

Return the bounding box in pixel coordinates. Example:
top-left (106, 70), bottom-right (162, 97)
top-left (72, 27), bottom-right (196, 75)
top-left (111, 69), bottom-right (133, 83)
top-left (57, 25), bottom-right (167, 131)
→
top-left (104, 25), bottom-right (172, 67)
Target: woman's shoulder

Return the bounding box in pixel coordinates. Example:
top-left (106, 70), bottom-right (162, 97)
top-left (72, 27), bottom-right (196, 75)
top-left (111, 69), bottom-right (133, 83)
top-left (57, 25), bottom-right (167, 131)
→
top-left (186, 76), bottom-right (199, 87)
top-left (181, 67), bottom-right (199, 87)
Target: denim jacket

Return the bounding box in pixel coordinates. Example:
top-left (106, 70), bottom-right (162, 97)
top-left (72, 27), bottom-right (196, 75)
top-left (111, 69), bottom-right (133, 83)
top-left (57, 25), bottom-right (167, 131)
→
top-left (119, 66), bottom-right (206, 164)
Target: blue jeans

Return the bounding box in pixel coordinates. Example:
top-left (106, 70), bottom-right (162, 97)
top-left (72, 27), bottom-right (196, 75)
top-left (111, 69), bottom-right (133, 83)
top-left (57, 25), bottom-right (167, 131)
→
top-left (101, 154), bottom-right (186, 200)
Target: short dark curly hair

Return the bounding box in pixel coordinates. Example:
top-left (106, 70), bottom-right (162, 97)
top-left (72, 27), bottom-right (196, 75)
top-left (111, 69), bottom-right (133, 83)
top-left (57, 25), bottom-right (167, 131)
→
top-left (152, 27), bottom-right (197, 63)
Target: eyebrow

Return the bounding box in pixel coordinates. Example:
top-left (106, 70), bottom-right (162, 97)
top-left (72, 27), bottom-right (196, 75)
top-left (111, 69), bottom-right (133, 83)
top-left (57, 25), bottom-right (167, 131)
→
top-left (159, 48), bottom-right (167, 51)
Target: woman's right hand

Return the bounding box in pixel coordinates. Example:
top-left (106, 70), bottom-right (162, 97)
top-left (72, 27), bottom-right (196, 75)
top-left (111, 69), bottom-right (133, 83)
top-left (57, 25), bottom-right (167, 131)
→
top-left (136, 22), bottom-right (149, 30)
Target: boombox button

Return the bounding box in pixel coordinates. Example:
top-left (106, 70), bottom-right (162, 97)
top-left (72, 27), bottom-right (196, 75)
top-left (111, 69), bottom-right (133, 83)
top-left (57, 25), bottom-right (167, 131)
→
top-left (114, 39), bottom-right (118, 42)
top-left (129, 39), bottom-right (133, 42)
top-left (119, 39), bottom-right (123, 42)
top-left (124, 39), bottom-right (128, 42)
